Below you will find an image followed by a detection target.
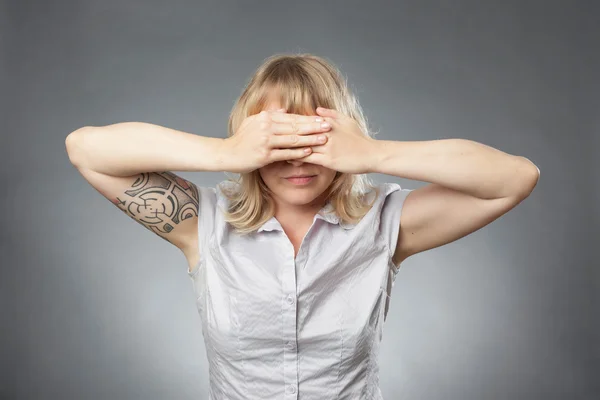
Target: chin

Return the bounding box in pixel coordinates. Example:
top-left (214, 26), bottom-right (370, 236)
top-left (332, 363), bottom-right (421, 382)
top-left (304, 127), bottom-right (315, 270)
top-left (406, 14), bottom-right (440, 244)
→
top-left (276, 189), bottom-right (322, 206)
top-left (272, 180), bottom-right (328, 204)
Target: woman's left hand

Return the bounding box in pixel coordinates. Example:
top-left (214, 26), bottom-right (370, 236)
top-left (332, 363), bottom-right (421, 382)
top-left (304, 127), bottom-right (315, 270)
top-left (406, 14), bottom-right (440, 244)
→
top-left (299, 107), bottom-right (378, 174)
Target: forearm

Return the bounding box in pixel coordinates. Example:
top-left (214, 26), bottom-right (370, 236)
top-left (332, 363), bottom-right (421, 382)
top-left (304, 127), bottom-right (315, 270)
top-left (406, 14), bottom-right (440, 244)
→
top-left (370, 138), bottom-right (540, 199)
top-left (65, 122), bottom-right (227, 176)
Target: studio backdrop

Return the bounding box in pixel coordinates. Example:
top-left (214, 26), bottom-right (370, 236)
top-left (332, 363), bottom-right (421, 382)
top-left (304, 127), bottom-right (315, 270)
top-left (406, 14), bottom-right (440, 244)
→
top-left (1, 1), bottom-right (598, 399)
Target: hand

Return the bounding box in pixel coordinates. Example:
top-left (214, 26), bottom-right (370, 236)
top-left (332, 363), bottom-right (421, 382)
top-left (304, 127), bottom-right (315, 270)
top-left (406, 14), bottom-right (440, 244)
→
top-left (222, 109), bottom-right (331, 173)
top-left (300, 107), bottom-right (378, 174)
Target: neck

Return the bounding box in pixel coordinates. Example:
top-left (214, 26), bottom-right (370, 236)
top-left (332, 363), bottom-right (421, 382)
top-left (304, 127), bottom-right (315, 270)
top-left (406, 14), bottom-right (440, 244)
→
top-left (273, 194), bottom-right (329, 228)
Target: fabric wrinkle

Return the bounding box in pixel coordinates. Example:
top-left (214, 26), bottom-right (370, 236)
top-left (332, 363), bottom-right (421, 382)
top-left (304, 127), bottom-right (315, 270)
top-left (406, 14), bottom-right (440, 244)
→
top-left (188, 181), bottom-right (412, 399)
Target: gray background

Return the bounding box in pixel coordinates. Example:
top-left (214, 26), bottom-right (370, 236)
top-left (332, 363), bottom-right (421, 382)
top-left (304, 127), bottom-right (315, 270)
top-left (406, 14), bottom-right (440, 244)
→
top-left (1, 0), bottom-right (598, 399)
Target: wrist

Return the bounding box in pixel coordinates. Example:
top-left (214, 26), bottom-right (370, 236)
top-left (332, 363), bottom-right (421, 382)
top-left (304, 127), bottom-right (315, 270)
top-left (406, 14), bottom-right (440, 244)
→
top-left (214, 137), bottom-right (233, 172)
top-left (365, 138), bottom-right (386, 174)
top-left (191, 135), bottom-right (230, 172)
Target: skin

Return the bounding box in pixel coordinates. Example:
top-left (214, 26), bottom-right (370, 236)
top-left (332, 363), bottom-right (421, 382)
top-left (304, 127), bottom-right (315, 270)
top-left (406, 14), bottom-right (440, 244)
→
top-left (74, 167), bottom-right (200, 252)
top-left (305, 107), bottom-right (540, 266)
top-left (258, 99), bottom-right (337, 235)
top-left (69, 102), bottom-right (539, 273)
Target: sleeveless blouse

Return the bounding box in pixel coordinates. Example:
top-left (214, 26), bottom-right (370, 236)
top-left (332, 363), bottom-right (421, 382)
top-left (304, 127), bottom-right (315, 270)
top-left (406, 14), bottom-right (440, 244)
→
top-left (187, 181), bottom-right (412, 399)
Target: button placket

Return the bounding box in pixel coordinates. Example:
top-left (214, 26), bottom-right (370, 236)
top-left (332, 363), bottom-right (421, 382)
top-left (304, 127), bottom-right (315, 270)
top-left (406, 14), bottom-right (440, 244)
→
top-left (286, 385), bottom-right (297, 394)
top-left (282, 237), bottom-right (299, 399)
top-left (286, 294), bottom-right (293, 303)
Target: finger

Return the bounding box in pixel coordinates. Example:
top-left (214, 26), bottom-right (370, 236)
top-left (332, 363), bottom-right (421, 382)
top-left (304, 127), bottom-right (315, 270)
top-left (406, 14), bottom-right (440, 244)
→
top-left (316, 107), bottom-right (340, 118)
top-left (269, 147), bottom-right (313, 162)
top-left (295, 151), bottom-right (323, 165)
top-left (270, 120), bottom-right (331, 136)
top-left (269, 111), bottom-right (320, 125)
top-left (305, 142), bottom-right (326, 153)
top-left (269, 132), bottom-right (328, 148)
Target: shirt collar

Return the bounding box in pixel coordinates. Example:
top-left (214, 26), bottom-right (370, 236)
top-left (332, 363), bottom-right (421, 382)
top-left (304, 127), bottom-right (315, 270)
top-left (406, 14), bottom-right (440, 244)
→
top-left (257, 201), bottom-right (356, 233)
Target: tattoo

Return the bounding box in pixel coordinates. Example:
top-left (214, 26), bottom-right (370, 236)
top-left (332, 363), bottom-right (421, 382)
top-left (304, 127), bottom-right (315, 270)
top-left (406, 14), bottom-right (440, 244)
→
top-left (111, 172), bottom-right (199, 236)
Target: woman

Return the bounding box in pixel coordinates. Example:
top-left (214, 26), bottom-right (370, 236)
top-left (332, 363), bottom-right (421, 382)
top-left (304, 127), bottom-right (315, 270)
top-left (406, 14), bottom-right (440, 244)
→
top-left (65, 53), bottom-right (539, 399)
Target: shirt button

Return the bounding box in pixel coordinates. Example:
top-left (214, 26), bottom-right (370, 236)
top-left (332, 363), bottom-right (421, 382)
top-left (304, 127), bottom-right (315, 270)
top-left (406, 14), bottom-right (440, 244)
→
top-left (286, 295), bottom-right (295, 305)
top-left (285, 341), bottom-right (295, 350)
top-left (286, 385), bottom-right (297, 394)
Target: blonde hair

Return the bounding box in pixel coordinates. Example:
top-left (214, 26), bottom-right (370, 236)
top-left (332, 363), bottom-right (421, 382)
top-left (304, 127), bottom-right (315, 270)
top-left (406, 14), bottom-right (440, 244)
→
top-left (222, 53), bottom-right (380, 234)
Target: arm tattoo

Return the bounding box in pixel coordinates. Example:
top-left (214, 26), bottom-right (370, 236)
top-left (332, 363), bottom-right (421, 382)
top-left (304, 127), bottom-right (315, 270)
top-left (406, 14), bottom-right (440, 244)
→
top-left (111, 171), bottom-right (199, 237)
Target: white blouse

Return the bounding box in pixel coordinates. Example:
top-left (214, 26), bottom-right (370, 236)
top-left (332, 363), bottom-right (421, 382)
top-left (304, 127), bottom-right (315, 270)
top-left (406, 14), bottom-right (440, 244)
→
top-left (188, 180), bottom-right (412, 399)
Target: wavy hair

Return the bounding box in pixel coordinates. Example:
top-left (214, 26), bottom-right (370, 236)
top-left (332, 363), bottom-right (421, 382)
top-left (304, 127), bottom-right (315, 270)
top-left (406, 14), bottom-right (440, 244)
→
top-left (221, 53), bottom-right (380, 234)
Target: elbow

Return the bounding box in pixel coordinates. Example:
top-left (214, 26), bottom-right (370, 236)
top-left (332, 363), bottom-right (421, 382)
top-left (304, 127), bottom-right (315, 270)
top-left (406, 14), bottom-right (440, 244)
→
top-left (515, 157), bottom-right (540, 199)
top-left (65, 126), bottom-right (96, 168)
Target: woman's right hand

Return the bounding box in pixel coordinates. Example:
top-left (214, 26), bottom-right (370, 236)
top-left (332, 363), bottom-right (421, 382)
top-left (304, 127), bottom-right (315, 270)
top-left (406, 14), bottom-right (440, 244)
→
top-left (221, 110), bottom-right (332, 174)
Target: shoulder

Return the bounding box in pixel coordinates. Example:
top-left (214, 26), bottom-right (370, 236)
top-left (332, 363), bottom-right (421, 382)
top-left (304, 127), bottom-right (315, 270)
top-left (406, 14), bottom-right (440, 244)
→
top-left (215, 180), bottom-right (240, 200)
top-left (378, 182), bottom-right (413, 217)
top-left (366, 182), bottom-right (407, 210)
top-left (194, 180), bottom-right (237, 208)
top-left (339, 182), bottom-right (409, 231)
top-left (373, 182), bottom-right (414, 252)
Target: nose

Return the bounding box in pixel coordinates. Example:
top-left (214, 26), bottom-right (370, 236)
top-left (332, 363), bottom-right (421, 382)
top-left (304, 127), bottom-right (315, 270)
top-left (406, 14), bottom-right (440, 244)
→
top-left (286, 159), bottom-right (305, 166)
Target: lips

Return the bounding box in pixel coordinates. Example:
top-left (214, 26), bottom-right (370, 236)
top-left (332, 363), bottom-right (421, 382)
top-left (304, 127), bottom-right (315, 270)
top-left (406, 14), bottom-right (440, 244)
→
top-left (285, 175), bottom-right (316, 185)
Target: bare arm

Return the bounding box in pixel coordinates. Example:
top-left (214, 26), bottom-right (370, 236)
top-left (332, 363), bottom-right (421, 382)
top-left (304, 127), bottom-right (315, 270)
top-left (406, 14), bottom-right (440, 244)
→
top-left (65, 122), bottom-right (226, 176)
top-left (65, 122), bottom-right (225, 256)
top-left (368, 138), bottom-right (539, 265)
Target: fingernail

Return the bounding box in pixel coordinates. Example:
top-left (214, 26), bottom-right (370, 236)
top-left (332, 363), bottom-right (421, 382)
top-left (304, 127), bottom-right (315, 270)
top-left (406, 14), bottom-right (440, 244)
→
top-left (315, 117), bottom-right (323, 122)
top-left (321, 122), bottom-right (330, 128)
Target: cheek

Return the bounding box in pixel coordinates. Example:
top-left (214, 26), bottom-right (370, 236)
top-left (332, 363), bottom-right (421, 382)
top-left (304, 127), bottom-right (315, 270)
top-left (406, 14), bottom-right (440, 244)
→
top-left (260, 162), bottom-right (284, 178)
top-left (322, 169), bottom-right (338, 182)
top-left (258, 167), bottom-right (278, 184)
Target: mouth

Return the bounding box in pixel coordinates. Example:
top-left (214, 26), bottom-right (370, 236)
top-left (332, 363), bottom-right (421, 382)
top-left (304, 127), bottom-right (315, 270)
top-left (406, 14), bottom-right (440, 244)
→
top-left (284, 175), bottom-right (316, 185)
